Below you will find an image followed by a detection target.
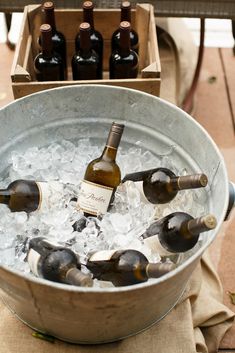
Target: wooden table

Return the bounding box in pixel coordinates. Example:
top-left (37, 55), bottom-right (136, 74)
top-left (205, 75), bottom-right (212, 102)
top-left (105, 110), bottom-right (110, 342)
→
top-left (0, 43), bottom-right (235, 351)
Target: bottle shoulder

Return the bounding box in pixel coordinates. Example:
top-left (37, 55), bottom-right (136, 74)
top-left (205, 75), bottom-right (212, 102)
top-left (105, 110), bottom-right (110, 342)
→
top-left (110, 50), bottom-right (138, 63)
top-left (35, 53), bottom-right (63, 66)
top-left (72, 50), bottom-right (99, 64)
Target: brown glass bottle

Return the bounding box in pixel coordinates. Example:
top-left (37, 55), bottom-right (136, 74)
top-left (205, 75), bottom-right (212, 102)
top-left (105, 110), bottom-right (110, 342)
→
top-left (142, 212), bottom-right (217, 254)
top-left (75, 1), bottom-right (103, 78)
top-left (72, 22), bottom-right (100, 80)
top-left (111, 1), bottom-right (139, 54)
top-left (109, 21), bottom-right (139, 79)
top-left (77, 122), bottom-right (125, 217)
top-left (86, 249), bottom-right (175, 286)
top-left (27, 237), bottom-right (93, 287)
top-left (122, 167), bottom-right (208, 204)
top-left (34, 24), bottom-right (64, 81)
top-left (41, 1), bottom-right (67, 77)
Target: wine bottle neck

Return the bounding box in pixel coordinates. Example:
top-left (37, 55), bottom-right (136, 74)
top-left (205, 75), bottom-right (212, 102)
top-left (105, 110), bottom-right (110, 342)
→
top-left (80, 26), bottom-right (92, 55)
top-left (83, 9), bottom-right (94, 30)
top-left (0, 189), bottom-right (11, 205)
top-left (119, 24), bottom-right (131, 56)
top-left (43, 8), bottom-right (56, 32)
top-left (41, 29), bottom-right (53, 57)
top-left (65, 267), bottom-right (93, 287)
top-left (146, 262), bottom-right (175, 279)
top-left (174, 174), bottom-right (208, 191)
top-left (181, 214), bottom-right (217, 237)
top-left (121, 7), bottom-right (131, 22)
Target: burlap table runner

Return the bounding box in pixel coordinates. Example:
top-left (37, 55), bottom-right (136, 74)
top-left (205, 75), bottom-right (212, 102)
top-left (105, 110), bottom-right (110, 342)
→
top-left (0, 250), bottom-right (234, 353)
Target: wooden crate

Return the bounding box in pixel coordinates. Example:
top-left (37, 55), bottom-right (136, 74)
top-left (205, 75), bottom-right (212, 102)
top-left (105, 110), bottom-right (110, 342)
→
top-left (11, 3), bottom-right (161, 99)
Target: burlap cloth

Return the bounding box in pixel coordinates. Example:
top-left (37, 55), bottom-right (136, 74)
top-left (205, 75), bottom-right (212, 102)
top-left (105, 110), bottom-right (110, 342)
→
top-left (0, 250), bottom-right (234, 353)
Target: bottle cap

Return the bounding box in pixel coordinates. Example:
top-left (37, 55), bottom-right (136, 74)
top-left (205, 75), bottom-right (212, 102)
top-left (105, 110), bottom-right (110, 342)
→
top-left (111, 122), bottom-right (125, 134)
top-left (120, 21), bottom-right (131, 30)
top-left (40, 24), bottom-right (52, 32)
top-left (80, 22), bottom-right (91, 31)
top-left (83, 1), bottom-right (94, 9)
top-left (43, 1), bottom-right (54, 10)
top-left (121, 1), bottom-right (131, 9)
top-left (203, 214), bottom-right (217, 229)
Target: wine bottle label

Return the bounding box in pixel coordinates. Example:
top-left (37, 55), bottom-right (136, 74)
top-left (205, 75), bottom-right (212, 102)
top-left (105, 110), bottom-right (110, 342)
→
top-left (89, 249), bottom-right (117, 261)
top-left (143, 235), bottom-right (172, 256)
top-left (36, 181), bottom-right (62, 211)
top-left (77, 180), bottom-right (113, 216)
top-left (27, 248), bottom-right (41, 277)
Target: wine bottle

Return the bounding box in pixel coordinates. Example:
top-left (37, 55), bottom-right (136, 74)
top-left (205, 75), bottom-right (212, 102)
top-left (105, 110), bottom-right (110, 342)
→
top-left (75, 0), bottom-right (103, 78)
top-left (34, 24), bottom-right (64, 81)
top-left (41, 1), bottom-right (67, 77)
top-left (77, 122), bottom-right (125, 217)
top-left (0, 179), bottom-right (61, 213)
top-left (72, 22), bottom-right (100, 80)
top-left (122, 167), bottom-right (208, 204)
top-left (86, 249), bottom-right (175, 286)
top-left (141, 212), bottom-right (217, 255)
top-left (111, 1), bottom-right (139, 54)
top-left (27, 237), bottom-right (93, 287)
top-left (109, 21), bottom-right (139, 79)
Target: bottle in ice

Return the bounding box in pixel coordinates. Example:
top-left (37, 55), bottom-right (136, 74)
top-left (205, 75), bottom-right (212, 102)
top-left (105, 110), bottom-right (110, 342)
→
top-left (141, 212), bottom-right (217, 255)
top-left (27, 237), bottom-right (93, 287)
top-left (72, 22), bottom-right (101, 80)
top-left (122, 167), bottom-right (208, 204)
top-left (111, 1), bottom-right (139, 54)
top-left (40, 1), bottom-right (67, 76)
top-left (109, 21), bottom-right (139, 79)
top-left (77, 122), bottom-right (124, 217)
top-left (86, 249), bottom-right (175, 286)
top-left (34, 24), bottom-right (64, 81)
top-left (0, 179), bottom-right (56, 213)
top-left (75, 0), bottom-right (103, 77)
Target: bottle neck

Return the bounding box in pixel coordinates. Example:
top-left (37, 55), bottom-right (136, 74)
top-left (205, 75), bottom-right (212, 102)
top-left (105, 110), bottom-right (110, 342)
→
top-left (80, 28), bottom-right (92, 56)
top-left (101, 125), bottom-right (123, 161)
top-left (41, 30), bottom-right (53, 58)
top-left (0, 189), bottom-right (11, 205)
top-left (43, 8), bottom-right (56, 33)
top-left (65, 267), bottom-right (93, 287)
top-left (146, 262), bottom-right (175, 279)
top-left (172, 174), bottom-right (208, 191)
top-left (83, 9), bottom-right (94, 30)
top-left (119, 25), bottom-right (131, 56)
top-left (121, 7), bottom-right (131, 22)
top-left (180, 215), bottom-right (216, 237)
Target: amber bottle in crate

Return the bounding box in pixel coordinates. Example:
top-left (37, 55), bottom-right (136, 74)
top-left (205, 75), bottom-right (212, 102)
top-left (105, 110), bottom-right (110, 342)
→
top-left (75, 0), bottom-right (103, 77)
top-left (72, 22), bottom-right (100, 80)
top-left (40, 1), bottom-right (67, 77)
top-left (111, 1), bottom-right (139, 54)
top-left (34, 24), bottom-right (64, 81)
top-left (109, 21), bottom-right (139, 79)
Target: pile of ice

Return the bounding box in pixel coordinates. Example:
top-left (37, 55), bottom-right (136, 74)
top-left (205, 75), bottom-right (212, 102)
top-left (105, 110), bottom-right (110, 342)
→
top-left (0, 139), bottom-right (207, 281)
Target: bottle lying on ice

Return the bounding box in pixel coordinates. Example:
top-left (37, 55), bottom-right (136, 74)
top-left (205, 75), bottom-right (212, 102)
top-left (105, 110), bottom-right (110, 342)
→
top-left (122, 167), bottom-right (208, 204)
top-left (141, 212), bottom-right (217, 256)
top-left (27, 237), bottom-right (93, 287)
top-left (85, 249), bottom-right (175, 286)
top-left (0, 179), bottom-right (62, 212)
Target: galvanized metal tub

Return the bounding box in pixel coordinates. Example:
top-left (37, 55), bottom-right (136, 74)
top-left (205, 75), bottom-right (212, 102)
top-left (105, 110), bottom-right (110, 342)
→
top-left (0, 85), bottom-right (229, 344)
